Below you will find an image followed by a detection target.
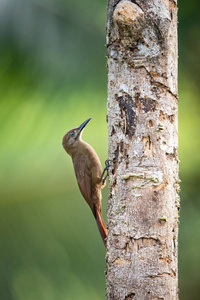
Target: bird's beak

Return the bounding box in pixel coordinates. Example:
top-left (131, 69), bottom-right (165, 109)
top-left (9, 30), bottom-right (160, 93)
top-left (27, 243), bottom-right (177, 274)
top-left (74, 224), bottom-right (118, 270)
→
top-left (79, 118), bottom-right (92, 132)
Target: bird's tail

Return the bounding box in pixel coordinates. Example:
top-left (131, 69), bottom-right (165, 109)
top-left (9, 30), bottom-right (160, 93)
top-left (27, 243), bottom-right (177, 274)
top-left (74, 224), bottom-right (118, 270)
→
top-left (94, 207), bottom-right (107, 247)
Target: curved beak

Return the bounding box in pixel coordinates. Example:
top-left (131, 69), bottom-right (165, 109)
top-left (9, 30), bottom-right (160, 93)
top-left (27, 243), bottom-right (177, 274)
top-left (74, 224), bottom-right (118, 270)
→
top-left (79, 118), bottom-right (92, 132)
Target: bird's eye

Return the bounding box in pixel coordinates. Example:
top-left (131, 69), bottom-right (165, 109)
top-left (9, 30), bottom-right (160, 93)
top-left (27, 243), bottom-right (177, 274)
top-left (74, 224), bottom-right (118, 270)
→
top-left (70, 132), bottom-right (75, 137)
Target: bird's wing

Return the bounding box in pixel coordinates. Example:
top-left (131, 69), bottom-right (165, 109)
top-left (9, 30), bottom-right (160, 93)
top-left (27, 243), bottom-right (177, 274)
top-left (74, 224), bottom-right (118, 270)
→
top-left (73, 154), bottom-right (93, 209)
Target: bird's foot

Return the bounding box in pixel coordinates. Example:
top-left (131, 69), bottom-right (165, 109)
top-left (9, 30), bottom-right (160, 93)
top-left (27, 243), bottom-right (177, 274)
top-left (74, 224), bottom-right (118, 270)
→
top-left (101, 159), bottom-right (112, 185)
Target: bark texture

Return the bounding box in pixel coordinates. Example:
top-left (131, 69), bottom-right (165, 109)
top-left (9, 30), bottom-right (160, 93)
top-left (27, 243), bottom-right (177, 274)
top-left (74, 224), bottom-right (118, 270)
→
top-left (106, 0), bottom-right (179, 299)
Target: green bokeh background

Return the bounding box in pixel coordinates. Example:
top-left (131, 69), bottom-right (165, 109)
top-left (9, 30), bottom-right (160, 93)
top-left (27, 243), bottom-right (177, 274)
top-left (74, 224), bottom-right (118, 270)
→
top-left (0, 0), bottom-right (199, 299)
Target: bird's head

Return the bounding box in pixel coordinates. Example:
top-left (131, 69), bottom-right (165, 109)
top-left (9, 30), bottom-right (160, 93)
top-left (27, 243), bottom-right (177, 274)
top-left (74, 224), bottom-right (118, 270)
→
top-left (62, 118), bottom-right (91, 155)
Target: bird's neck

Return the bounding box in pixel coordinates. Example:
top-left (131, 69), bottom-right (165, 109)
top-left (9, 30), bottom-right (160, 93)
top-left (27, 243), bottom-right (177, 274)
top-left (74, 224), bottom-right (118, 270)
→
top-left (71, 139), bottom-right (89, 158)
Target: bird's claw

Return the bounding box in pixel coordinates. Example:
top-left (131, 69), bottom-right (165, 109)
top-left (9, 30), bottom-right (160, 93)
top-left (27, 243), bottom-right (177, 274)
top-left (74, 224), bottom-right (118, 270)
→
top-left (105, 159), bottom-right (112, 168)
top-left (101, 159), bottom-right (112, 184)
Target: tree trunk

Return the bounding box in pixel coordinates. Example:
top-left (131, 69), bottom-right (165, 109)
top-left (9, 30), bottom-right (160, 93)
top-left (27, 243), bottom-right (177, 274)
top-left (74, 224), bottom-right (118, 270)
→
top-left (106, 0), bottom-right (179, 299)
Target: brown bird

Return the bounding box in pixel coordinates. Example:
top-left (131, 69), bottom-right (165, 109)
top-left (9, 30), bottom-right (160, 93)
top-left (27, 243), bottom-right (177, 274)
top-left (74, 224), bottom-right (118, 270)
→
top-left (62, 118), bottom-right (107, 246)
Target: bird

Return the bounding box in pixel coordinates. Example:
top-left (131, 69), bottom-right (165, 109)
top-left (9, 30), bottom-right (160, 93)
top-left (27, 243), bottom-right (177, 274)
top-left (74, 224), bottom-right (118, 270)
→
top-left (62, 118), bottom-right (108, 247)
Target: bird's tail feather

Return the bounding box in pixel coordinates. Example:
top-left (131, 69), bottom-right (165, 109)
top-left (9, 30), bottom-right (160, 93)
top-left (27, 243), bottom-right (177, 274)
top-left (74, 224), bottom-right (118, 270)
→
top-left (94, 208), bottom-right (107, 247)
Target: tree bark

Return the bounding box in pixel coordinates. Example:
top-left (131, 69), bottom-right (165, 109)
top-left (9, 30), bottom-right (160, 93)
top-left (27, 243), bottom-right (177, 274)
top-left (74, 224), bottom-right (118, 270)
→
top-left (106, 0), bottom-right (179, 299)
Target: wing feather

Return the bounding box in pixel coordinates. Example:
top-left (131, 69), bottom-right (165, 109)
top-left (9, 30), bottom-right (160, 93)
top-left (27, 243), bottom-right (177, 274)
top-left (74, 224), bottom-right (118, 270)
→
top-left (73, 154), bottom-right (93, 210)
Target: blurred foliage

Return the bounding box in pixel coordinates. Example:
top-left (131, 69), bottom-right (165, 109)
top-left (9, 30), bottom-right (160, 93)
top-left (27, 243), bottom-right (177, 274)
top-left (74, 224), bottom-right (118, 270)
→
top-left (0, 0), bottom-right (199, 299)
